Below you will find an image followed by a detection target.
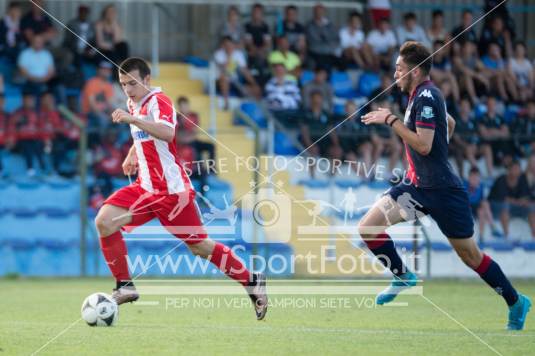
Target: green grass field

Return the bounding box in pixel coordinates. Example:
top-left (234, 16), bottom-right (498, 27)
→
top-left (2, 278), bottom-right (534, 355)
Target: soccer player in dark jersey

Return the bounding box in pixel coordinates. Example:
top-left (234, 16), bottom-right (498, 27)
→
top-left (360, 41), bottom-right (531, 330)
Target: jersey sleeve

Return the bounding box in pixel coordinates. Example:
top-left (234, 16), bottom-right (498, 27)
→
top-left (413, 93), bottom-right (439, 130)
top-left (150, 94), bottom-right (176, 129)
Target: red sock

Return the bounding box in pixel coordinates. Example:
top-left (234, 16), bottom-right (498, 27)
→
top-left (209, 242), bottom-right (251, 286)
top-left (100, 231), bottom-right (131, 282)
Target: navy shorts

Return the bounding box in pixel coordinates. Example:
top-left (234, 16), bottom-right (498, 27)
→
top-left (385, 183), bottom-right (474, 238)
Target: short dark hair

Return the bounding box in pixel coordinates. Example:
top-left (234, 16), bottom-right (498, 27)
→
top-left (252, 3), bottom-right (263, 11)
top-left (8, 1), bottom-right (21, 9)
top-left (462, 8), bottom-right (472, 16)
top-left (469, 166), bottom-right (480, 176)
top-left (349, 11), bottom-right (362, 20)
top-left (404, 12), bottom-right (417, 21)
top-left (177, 96), bottom-right (189, 105)
top-left (432, 9), bottom-right (443, 18)
top-left (119, 57), bottom-right (151, 78)
top-left (399, 41), bottom-right (432, 75)
top-left (285, 5), bottom-right (297, 12)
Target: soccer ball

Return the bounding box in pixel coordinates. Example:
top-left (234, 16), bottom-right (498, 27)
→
top-left (81, 293), bottom-right (118, 327)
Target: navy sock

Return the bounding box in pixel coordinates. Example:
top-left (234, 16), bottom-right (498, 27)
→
top-left (475, 254), bottom-right (518, 306)
top-left (364, 233), bottom-right (408, 277)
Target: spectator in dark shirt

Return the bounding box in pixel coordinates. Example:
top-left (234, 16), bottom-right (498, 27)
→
top-left (427, 9), bottom-right (450, 44)
top-left (0, 1), bottom-right (24, 63)
top-left (280, 5), bottom-right (306, 61)
top-left (479, 16), bottom-right (512, 59)
top-left (20, 0), bottom-right (56, 45)
top-left (512, 99), bottom-right (535, 157)
top-left (94, 4), bottom-right (129, 66)
top-left (305, 4), bottom-right (339, 71)
top-left (453, 40), bottom-right (489, 105)
top-left (93, 130), bottom-right (123, 196)
top-left (451, 9), bottom-right (477, 55)
top-left (63, 5), bottom-right (96, 66)
top-left (489, 160), bottom-right (535, 239)
top-left (244, 3), bottom-right (271, 71)
top-left (465, 166), bottom-right (500, 241)
top-left (302, 66), bottom-right (333, 113)
top-left (11, 92), bottom-right (45, 176)
top-left (333, 100), bottom-right (372, 173)
top-left (299, 90), bottom-right (336, 159)
top-left (478, 96), bottom-right (512, 175)
top-left (431, 40), bottom-right (459, 101)
top-left (451, 98), bottom-right (479, 177)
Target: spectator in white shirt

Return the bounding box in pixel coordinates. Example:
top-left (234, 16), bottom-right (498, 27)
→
top-left (214, 36), bottom-right (260, 110)
top-left (508, 41), bottom-right (533, 103)
top-left (17, 33), bottom-right (55, 95)
top-left (396, 12), bottom-right (431, 49)
top-left (265, 62), bottom-right (301, 112)
top-left (339, 12), bottom-right (376, 71)
top-left (366, 17), bottom-right (397, 71)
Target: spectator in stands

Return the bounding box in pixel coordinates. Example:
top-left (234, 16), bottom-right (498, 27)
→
top-left (81, 61), bottom-right (114, 142)
top-left (439, 80), bottom-right (460, 128)
top-left (302, 66), bottom-right (333, 113)
top-left (0, 1), bottom-right (24, 63)
top-left (39, 92), bottom-right (72, 175)
top-left (265, 62), bottom-right (301, 114)
top-left (280, 5), bottom-right (306, 61)
top-left (512, 99), bottom-right (535, 157)
top-left (339, 11), bottom-right (376, 71)
top-left (299, 90), bottom-right (336, 160)
top-left (0, 94), bottom-right (15, 176)
top-left (453, 40), bottom-right (489, 104)
top-left (244, 3), bottom-right (271, 76)
top-left (268, 35), bottom-right (301, 80)
top-left (488, 160), bottom-right (535, 239)
top-left (333, 100), bottom-right (372, 173)
top-left (479, 96), bottom-right (511, 176)
top-left (481, 42), bottom-right (518, 102)
top-left (214, 36), bottom-right (260, 110)
top-left (11, 92), bottom-right (45, 176)
top-left (219, 6), bottom-right (244, 47)
top-left (365, 17), bottom-right (396, 71)
top-left (176, 96), bottom-right (215, 186)
top-left (431, 40), bottom-right (460, 102)
top-left (94, 4), bottom-right (129, 65)
top-left (93, 130), bottom-right (123, 196)
top-left (17, 34), bottom-right (55, 97)
top-left (465, 166), bottom-right (500, 241)
top-left (451, 98), bottom-right (480, 178)
top-left (305, 3), bottom-right (339, 71)
top-left (479, 16), bottom-right (512, 59)
top-left (367, 0), bottom-right (391, 28)
top-left (20, 0), bottom-right (56, 45)
top-left (427, 9), bottom-right (450, 44)
top-left (451, 8), bottom-right (477, 55)
top-left (63, 5), bottom-right (96, 66)
top-left (508, 42), bottom-right (533, 103)
top-left (396, 12), bottom-right (430, 49)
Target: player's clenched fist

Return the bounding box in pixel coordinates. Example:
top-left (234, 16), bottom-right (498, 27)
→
top-left (122, 153), bottom-right (138, 175)
top-left (112, 109), bottom-right (135, 124)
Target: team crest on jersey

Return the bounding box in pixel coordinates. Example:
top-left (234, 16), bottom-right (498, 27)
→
top-left (419, 89), bottom-right (434, 99)
top-left (421, 106), bottom-right (434, 119)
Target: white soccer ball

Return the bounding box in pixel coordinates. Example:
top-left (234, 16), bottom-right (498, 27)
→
top-left (81, 293), bottom-right (118, 327)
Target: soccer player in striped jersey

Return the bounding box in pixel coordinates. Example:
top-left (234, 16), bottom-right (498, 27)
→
top-left (94, 57), bottom-right (267, 320)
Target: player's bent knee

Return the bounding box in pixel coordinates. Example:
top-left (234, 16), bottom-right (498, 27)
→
top-left (95, 213), bottom-right (119, 237)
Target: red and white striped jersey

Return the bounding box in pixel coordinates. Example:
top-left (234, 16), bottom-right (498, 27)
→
top-left (127, 87), bottom-right (192, 195)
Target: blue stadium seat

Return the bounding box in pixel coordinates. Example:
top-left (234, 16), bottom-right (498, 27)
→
top-left (335, 180), bottom-right (361, 189)
top-left (480, 241), bottom-right (514, 252)
top-left (357, 72), bottom-right (381, 97)
top-left (82, 62), bottom-right (97, 81)
top-left (430, 241), bottom-right (452, 251)
top-left (237, 101), bottom-right (267, 128)
top-left (300, 70), bottom-right (314, 86)
top-left (182, 56), bottom-right (209, 68)
top-left (298, 179), bottom-right (329, 188)
top-left (4, 93), bottom-right (22, 113)
top-left (519, 241), bottom-right (535, 251)
top-left (274, 131), bottom-right (300, 155)
top-left (330, 71), bottom-right (358, 98)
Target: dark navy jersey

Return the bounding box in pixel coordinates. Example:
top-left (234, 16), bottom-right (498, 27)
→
top-left (403, 80), bottom-right (463, 188)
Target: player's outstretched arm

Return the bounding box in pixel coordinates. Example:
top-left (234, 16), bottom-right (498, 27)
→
top-left (362, 107), bottom-right (434, 156)
top-left (111, 109), bottom-right (175, 142)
